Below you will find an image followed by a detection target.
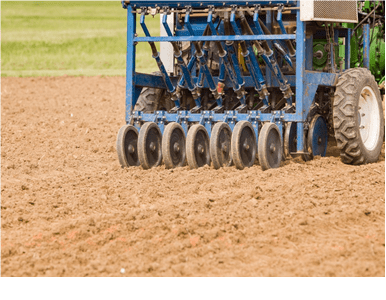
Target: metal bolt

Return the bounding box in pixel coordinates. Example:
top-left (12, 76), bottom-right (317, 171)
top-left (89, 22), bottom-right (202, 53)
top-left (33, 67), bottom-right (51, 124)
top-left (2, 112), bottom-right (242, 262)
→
top-left (173, 142), bottom-right (180, 153)
top-left (198, 144), bottom-right (204, 154)
top-left (128, 144), bottom-right (135, 154)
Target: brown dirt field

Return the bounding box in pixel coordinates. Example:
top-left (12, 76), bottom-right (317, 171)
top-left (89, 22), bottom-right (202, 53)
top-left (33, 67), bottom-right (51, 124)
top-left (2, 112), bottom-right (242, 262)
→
top-left (1, 77), bottom-right (385, 277)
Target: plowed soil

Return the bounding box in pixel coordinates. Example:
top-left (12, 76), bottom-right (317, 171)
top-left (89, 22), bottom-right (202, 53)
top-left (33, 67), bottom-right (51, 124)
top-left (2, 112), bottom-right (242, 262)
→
top-left (1, 77), bottom-right (385, 277)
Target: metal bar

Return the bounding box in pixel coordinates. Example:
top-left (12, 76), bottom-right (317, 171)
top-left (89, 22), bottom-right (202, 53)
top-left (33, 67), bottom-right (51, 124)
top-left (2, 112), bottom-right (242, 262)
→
top-left (224, 42), bottom-right (245, 91)
top-left (134, 72), bottom-right (338, 90)
top-left (196, 26), bottom-right (211, 91)
top-left (303, 71), bottom-right (338, 86)
top-left (276, 6), bottom-right (287, 36)
top-left (276, 4), bottom-right (296, 59)
top-left (363, 23), bottom-right (370, 69)
top-left (125, 6), bottom-right (136, 122)
top-left (345, 28), bottom-right (351, 70)
top-left (178, 55), bottom-right (198, 89)
top-left (162, 13), bottom-right (174, 36)
top-left (219, 58), bottom-right (226, 83)
top-left (160, 12), bottom-right (174, 74)
top-left (137, 111), bottom-right (303, 123)
top-left (223, 18), bottom-right (245, 91)
top-left (134, 34), bottom-right (296, 42)
top-left (125, 1), bottom-right (298, 9)
top-left (295, 9), bottom-right (305, 152)
top-left (265, 10), bottom-right (272, 87)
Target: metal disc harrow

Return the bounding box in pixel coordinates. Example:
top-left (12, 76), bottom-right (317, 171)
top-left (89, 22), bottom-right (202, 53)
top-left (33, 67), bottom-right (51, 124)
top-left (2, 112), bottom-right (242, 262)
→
top-left (117, 117), bottom-right (326, 170)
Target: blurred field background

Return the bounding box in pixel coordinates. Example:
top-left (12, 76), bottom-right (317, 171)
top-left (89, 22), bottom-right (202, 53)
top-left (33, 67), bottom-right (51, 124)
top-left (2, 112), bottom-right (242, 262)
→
top-left (1, 1), bottom-right (159, 77)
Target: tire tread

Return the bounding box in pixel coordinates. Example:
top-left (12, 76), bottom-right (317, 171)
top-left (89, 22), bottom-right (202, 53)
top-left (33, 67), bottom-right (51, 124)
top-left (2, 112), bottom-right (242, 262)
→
top-left (333, 68), bottom-right (384, 165)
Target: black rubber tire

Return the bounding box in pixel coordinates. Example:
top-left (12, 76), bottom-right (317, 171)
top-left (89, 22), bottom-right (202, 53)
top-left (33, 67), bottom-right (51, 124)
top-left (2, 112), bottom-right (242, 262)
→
top-left (283, 122), bottom-right (296, 159)
top-left (186, 124), bottom-right (210, 169)
top-left (258, 123), bottom-right (283, 171)
top-left (135, 87), bottom-right (158, 112)
top-left (162, 122), bottom-right (186, 169)
top-left (138, 122), bottom-right (163, 169)
top-left (231, 121), bottom-right (257, 170)
top-left (307, 114), bottom-right (328, 158)
top-left (135, 71), bottom-right (170, 112)
top-left (210, 122), bottom-right (232, 169)
top-left (135, 87), bottom-right (169, 112)
top-left (333, 68), bottom-right (385, 164)
top-left (116, 125), bottom-right (140, 168)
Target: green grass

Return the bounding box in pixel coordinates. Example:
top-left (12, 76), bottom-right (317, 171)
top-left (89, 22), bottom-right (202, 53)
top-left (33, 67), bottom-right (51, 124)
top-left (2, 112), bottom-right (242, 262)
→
top-left (1, 1), bottom-right (160, 77)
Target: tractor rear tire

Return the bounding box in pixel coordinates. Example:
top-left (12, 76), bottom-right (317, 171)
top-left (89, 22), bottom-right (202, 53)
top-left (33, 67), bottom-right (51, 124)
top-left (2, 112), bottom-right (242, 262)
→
top-left (135, 86), bottom-right (196, 112)
top-left (134, 87), bottom-right (173, 113)
top-left (333, 68), bottom-right (384, 165)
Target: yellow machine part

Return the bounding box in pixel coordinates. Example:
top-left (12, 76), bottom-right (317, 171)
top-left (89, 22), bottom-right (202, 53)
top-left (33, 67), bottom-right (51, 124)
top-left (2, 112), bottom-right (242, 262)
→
top-left (238, 44), bottom-right (248, 72)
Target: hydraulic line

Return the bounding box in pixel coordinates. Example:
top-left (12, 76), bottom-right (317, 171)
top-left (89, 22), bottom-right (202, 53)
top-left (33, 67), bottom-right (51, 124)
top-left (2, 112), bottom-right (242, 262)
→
top-left (140, 10), bottom-right (181, 109)
top-left (206, 7), bottom-right (247, 110)
top-left (162, 10), bottom-right (201, 109)
top-left (276, 5), bottom-right (296, 57)
top-left (272, 6), bottom-right (296, 71)
top-left (185, 9), bottom-right (224, 111)
top-left (223, 17), bottom-right (245, 89)
top-left (258, 12), bottom-right (294, 66)
top-left (197, 25), bottom-right (211, 92)
top-left (230, 9), bottom-right (270, 111)
top-left (245, 9), bottom-right (294, 110)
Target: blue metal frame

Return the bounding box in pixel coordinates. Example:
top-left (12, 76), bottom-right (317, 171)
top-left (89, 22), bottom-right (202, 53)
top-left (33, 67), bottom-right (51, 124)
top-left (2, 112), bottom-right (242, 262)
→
top-left (134, 34), bottom-right (296, 42)
top-left (122, 0), bottom-right (369, 155)
top-left (124, 1), bottom-right (298, 8)
top-left (363, 23), bottom-right (370, 69)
